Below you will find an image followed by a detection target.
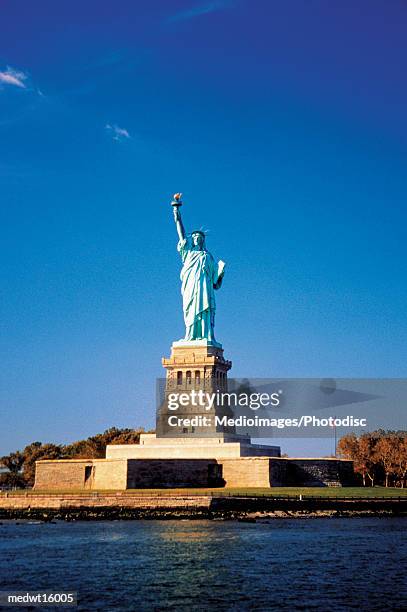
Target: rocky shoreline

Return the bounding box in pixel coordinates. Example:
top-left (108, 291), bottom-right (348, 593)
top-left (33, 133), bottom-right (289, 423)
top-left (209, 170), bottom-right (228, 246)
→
top-left (0, 507), bottom-right (405, 521)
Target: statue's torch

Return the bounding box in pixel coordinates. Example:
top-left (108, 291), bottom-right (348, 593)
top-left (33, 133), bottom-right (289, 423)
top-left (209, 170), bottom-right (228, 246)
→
top-left (171, 193), bottom-right (183, 207)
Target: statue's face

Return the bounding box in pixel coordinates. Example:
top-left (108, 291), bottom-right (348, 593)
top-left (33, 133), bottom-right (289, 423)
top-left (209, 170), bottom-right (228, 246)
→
top-left (192, 233), bottom-right (204, 248)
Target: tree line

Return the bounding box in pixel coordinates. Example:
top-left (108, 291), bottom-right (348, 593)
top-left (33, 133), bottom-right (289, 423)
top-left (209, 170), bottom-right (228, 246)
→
top-left (337, 430), bottom-right (407, 487)
top-left (0, 427), bottom-right (151, 488)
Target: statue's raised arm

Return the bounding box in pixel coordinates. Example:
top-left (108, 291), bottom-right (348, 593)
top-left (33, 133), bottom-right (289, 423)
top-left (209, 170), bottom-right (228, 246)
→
top-left (171, 193), bottom-right (186, 243)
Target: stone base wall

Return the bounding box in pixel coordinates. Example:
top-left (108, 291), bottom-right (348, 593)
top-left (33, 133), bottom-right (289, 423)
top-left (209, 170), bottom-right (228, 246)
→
top-left (219, 458), bottom-right (354, 488)
top-left (35, 457), bottom-right (354, 490)
top-left (34, 460), bottom-right (93, 490)
top-left (35, 459), bottom-right (128, 490)
top-left (93, 460), bottom-right (127, 489)
top-left (127, 459), bottom-right (221, 488)
top-left (285, 459), bottom-right (355, 487)
top-left (222, 458), bottom-right (271, 487)
top-left (269, 459), bottom-right (289, 486)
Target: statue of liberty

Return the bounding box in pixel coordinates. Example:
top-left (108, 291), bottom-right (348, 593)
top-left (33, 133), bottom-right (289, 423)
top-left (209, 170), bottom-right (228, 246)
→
top-left (171, 193), bottom-right (225, 342)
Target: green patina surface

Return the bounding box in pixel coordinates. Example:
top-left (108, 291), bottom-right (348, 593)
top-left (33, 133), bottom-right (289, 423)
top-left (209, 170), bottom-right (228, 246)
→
top-left (173, 199), bottom-right (225, 342)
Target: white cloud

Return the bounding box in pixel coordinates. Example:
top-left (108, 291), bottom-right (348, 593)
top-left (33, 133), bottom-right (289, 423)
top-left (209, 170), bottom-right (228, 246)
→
top-left (0, 66), bottom-right (28, 89)
top-left (105, 123), bottom-right (131, 141)
top-left (168, 0), bottom-right (234, 23)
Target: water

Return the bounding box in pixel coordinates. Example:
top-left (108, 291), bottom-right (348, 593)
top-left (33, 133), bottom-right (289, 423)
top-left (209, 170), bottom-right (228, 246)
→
top-left (0, 518), bottom-right (406, 611)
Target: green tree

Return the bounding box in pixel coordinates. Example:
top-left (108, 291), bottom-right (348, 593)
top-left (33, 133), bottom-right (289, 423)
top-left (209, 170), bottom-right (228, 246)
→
top-left (0, 451), bottom-right (26, 488)
top-left (1, 450), bottom-right (24, 474)
top-left (395, 436), bottom-right (407, 488)
top-left (22, 442), bottom-right (64, 486)
top-left (375, 436), bottom-right (399, 487)
top-left (337, 433), bottom-right (377, 486)
top-left (1, 426), bottom-right (153, 488)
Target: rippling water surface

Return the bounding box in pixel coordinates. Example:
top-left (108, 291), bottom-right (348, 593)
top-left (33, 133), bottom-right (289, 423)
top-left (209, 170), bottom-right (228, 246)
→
top-left (0, 518), bottom-right (406, 611)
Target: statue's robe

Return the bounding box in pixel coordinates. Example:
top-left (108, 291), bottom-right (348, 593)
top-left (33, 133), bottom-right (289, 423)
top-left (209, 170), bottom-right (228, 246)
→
top-left (177, 237), bottom-right (219, 339)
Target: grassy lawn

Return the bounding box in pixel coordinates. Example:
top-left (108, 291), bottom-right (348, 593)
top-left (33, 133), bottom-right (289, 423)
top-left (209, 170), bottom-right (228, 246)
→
top-left (3, 486), bottom-right (407, 497)
top-left (125, 486), bottom-right (407, 497)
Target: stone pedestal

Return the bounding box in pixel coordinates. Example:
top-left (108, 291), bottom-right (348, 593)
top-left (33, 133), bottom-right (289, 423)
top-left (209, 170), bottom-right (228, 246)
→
top-left (158, 339), bottom-right (234, 437)
top-left (107, 339), bottom-right (281, 460)
top-left (162, 340), bottom-right (231, 390)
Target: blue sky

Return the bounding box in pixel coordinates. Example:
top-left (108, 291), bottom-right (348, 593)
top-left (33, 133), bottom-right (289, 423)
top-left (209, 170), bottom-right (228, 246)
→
top-left (1, 0), bottom-right (406, 455)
